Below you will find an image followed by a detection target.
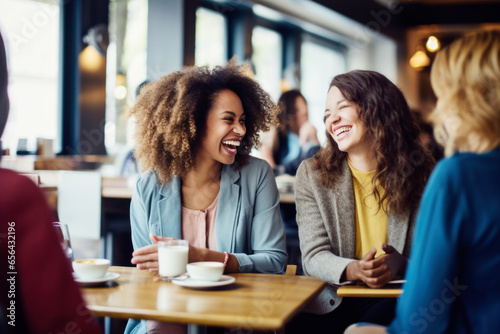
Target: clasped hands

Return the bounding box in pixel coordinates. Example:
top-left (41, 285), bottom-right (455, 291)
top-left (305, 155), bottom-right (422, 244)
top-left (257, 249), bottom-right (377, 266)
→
top-left (345, 244), bottom-right (408, 289)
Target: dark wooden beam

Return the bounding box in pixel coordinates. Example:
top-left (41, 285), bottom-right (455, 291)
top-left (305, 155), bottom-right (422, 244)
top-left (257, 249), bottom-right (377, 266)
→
top-left (183, 0), bottom-right (197, 66)
top-left (399, 3), bottom-right (500, 26)
top-left (312, 0), bottom-right (405, 41)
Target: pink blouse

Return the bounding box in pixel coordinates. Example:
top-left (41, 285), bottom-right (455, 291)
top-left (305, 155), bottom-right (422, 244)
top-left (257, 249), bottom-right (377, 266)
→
top-left (181, 192), bottom-right (219, 250)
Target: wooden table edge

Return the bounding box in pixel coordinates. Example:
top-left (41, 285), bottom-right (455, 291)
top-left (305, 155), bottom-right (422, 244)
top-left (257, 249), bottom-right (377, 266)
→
top-left (337, 285), bottom-right (402, 298)
top-left (83, 268), bottom-right (328, 330)
top-left (86, 305), bottom-right (286, 329)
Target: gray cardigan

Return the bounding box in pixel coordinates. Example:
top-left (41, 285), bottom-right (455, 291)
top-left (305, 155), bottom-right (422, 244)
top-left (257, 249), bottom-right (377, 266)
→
top-left (295, 158), bottom-right (416, 314)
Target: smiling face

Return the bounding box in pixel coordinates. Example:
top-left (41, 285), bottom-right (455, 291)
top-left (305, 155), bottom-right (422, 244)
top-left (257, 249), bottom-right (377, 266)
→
top-left (198, 89), bottom-right (246, 166)
top-left (324, 86), bottom-right (372, 156)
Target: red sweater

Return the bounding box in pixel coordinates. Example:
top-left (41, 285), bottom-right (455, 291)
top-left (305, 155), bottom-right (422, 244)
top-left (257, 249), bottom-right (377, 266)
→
top-left (0, 168), bottom-right (102, 333)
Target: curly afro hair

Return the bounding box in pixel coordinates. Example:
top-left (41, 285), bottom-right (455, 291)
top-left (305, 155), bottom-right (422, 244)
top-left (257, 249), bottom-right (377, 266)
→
top-left (130, 61), bottom-right (279, 185)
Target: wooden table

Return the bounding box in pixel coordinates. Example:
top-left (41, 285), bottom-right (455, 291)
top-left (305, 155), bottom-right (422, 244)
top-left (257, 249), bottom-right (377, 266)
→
top-left (337, 283), bottom-right (403, 298)
top-left (81, 266), bottom-right (326, 331)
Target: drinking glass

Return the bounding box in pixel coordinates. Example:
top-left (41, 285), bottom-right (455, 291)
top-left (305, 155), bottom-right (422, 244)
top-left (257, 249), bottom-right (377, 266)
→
top-left (53, 222), bottom-right (74, 266)
top-left (158, 239), bottom-right (189, 281)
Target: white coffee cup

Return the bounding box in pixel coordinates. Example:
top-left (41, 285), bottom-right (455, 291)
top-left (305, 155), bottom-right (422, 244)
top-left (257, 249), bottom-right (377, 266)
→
top-left (72, 258), bottom-right (110, 279)
top-left (158, 239), bottom-right (189, 281)
top-left (186, 261), bottom-right (224, 281)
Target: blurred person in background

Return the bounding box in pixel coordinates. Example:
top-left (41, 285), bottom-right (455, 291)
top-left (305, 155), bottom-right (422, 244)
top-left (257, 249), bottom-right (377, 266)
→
top-left (0, 31), bottom-right (102, 334)
top-left (346, 29), bottom-right (500, 334)
top-left (260, 89), bottom-right (320, 175)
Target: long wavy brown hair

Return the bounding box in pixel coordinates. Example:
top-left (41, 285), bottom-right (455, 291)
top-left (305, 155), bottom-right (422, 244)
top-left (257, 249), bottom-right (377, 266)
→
top-left (312, 70), bottom-right (435, 216)
top-left (130, 61), bottom-right (278, 184)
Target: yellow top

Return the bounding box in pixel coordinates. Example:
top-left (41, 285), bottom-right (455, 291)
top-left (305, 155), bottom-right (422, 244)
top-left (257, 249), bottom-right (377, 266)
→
top-left (348, 160), bottom-right (388, 259)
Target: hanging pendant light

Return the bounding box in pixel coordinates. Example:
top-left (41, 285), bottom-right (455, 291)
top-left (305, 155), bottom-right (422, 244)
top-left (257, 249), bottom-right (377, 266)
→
top-left (409, 47), bottom-right (430, 71)
top-left (426, 36), bottom-right (441, 52)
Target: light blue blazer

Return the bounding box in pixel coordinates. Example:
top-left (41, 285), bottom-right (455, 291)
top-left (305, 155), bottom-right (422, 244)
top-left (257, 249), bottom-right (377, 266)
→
top-left (126, 157), bottom-right (287, 333)
top-left (130, 156), bottom-right (287, 273)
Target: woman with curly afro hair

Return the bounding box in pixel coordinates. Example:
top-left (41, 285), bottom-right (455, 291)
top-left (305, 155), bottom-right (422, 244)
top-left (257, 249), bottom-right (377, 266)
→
top-left (125, 62), bottom-right (287, 334)
top-left (287, 70), bottom-right (435, 334)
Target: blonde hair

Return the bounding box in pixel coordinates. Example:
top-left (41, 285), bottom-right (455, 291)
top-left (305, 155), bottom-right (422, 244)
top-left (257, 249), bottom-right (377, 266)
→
top-left (430, 30), bottom-right (500, 156)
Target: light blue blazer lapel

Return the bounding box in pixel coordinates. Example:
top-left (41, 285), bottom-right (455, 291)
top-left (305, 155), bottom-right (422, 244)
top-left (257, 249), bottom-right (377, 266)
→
top-left (215, 164), bottom-right (240, 252)
top-left (157, 177), bottom-right (183, 239)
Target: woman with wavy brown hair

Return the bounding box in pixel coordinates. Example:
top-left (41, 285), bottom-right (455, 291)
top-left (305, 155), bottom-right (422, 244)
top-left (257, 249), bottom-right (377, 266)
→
top-left (125, 61), bottom-right (287, 334)
top-left (287, 70), bottom-right (434, 334)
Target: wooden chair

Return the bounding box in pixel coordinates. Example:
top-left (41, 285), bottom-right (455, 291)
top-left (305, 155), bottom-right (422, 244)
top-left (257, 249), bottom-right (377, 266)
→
top-left (285, 264), bottom-right (297, 276)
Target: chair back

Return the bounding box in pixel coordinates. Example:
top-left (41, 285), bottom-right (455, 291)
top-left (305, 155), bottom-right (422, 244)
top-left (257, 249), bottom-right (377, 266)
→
top-left (57, 171), bottom-right (102, 240)
top-left (285, 264), bottom-right (297, 276)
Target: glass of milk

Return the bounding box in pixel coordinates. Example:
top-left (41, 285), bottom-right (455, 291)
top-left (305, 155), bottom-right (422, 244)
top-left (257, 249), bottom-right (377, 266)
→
top-left (158, 239), bottom-right (189, 281)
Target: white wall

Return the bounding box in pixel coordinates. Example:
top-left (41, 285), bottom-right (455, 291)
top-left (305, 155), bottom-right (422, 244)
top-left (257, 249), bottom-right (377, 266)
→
top-left (347, 35), bottom-right (398, 83)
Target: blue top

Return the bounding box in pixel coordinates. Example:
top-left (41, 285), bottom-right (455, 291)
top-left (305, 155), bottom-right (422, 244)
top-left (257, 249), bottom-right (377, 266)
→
top-left (275, 132), bottom-right (320, 176)
top-left (280, 132), bottom-right (301, 166)
top-left (125, 156), bottom-right (288, 334)
top-left (388, 147), bottom-right (500, 333)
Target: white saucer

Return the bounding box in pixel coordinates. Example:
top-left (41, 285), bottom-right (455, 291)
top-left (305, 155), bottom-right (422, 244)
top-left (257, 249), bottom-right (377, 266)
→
top-left (172, 275), bottom-right (235, 289)
top-left (73, 272), bottom-right (121, 286)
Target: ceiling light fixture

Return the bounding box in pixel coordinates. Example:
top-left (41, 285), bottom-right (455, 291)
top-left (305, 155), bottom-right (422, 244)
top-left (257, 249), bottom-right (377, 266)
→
top-left (409, 47), bottom-right (430, 71)
top-left (426, 36), bottom-right (441, 52)
top-left (114, 73), bottom-right (127, 100)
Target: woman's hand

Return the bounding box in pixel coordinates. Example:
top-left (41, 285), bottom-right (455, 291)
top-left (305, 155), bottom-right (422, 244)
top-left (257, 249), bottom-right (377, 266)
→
top-left (130, 234), bottom-right (174, 273)
top-left (378, 243), bottom-right (408, 278)
top-left (131, 234), bottom-right (208, 273)
top-left (345, 245), bottom-right (407, 288)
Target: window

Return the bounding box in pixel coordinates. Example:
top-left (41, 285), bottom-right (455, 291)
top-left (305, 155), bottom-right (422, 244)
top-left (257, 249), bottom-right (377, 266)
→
top-left (0, 0), bottom-right (60, 154)
top-left (106, 0), bottom-right (148, 152)
top-left (301, 39), bottom-right (346, 146)
top-left (252, 26), bottom-right (282, 101)
top-left (195, 7), bottom-right (227, 68)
